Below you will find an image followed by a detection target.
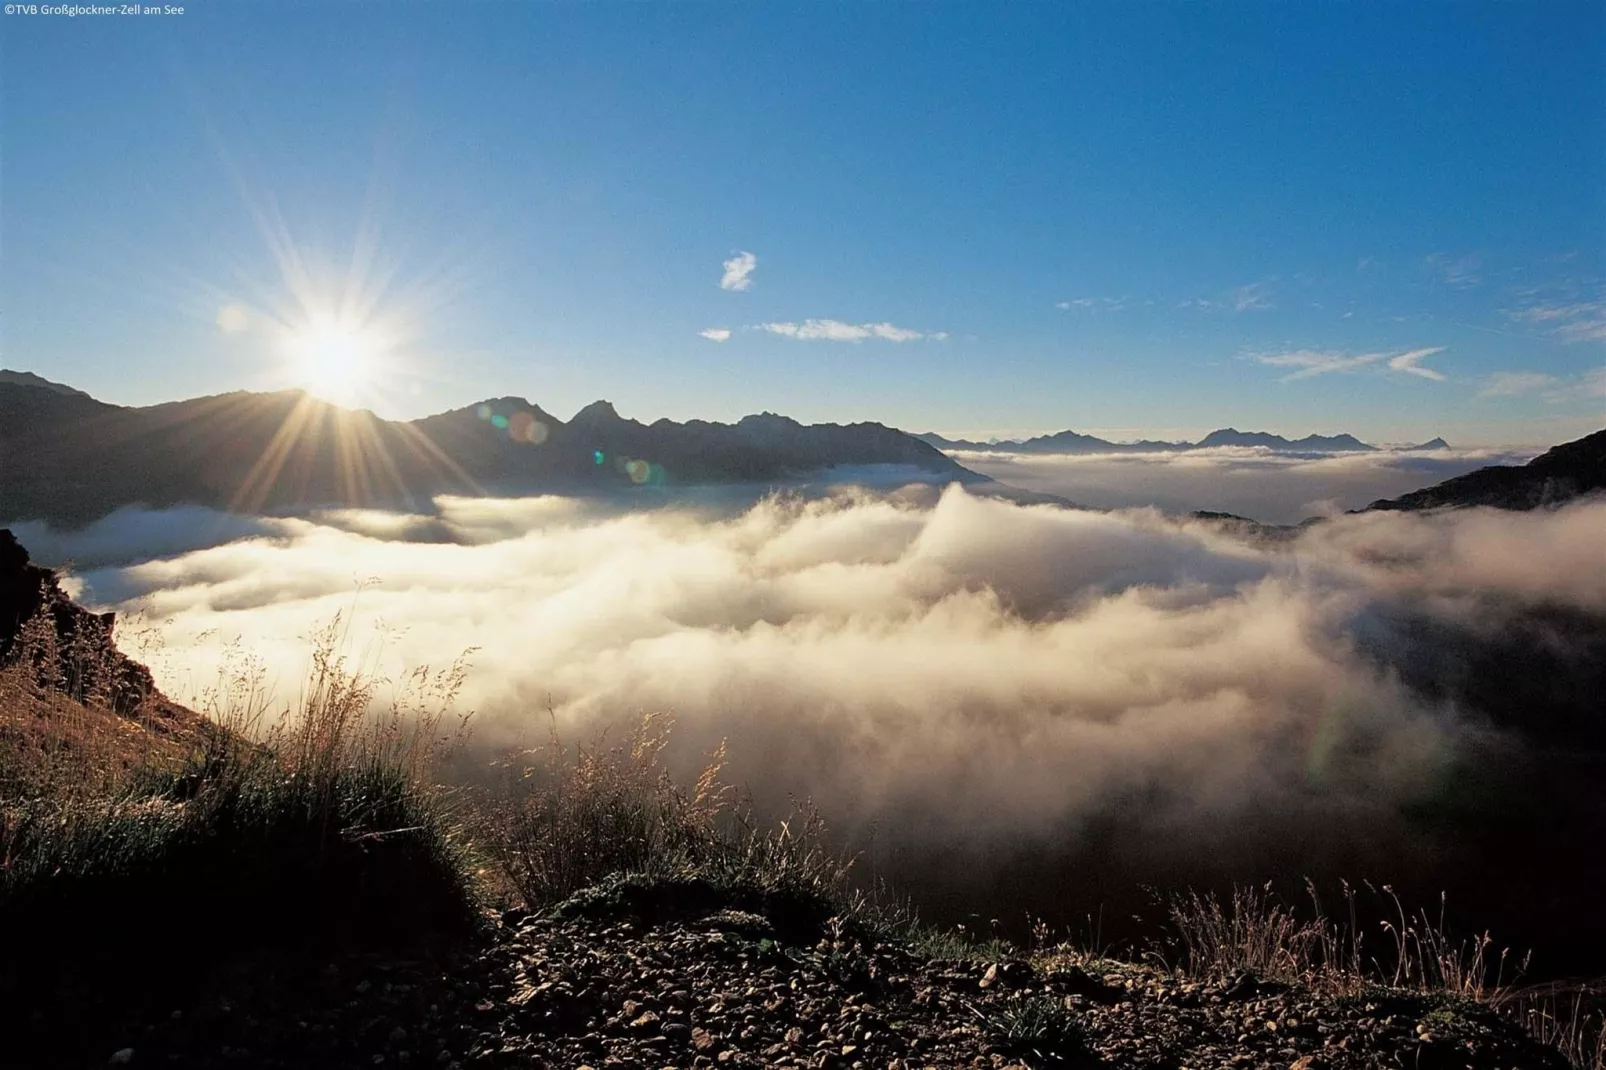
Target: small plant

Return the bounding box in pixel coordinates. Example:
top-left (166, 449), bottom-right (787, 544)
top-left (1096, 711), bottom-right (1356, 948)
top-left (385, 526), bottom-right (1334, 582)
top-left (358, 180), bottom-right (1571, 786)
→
top-left (977, 995), bottom-right (1091, 1066)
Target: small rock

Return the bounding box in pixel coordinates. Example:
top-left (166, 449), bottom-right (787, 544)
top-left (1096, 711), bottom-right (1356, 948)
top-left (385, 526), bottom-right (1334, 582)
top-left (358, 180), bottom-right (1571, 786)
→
top-left (109, 1050), bottom-right (135, 1066)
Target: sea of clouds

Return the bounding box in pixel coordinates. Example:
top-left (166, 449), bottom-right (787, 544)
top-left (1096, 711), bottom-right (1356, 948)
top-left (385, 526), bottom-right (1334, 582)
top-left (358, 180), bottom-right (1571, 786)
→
top-left (13, 475), bottom-right (1606, 949)
top-left (947, 446), bottom-right (1540, 523)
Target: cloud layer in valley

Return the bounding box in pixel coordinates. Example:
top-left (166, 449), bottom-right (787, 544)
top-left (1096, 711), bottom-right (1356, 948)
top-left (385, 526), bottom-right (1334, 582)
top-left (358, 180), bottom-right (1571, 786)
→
top-left (947, 446), bottom-right (1538, 524)
top-left (22, 485), bottom-right (1606, 950)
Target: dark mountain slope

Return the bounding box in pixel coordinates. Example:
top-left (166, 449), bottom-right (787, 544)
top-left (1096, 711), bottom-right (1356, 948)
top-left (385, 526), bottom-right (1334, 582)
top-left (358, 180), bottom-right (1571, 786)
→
top-left (1365, 428), bottom-right (1606, 511)
top-left (0, 381), bottom-right (978, 526)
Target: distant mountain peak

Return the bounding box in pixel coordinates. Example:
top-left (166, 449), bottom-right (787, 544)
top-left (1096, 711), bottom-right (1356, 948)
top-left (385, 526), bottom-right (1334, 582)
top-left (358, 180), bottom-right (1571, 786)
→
top-left (1405, 437), bottom-right (1451, 451)
top-left (570, 400), bottom-right (623, 425)
top-left (1198, 428), bottom-right (1374, 451)
top-left (739, 411), bottom-right (803, 428)
top-left (0, 369), bottom-right (93, 398)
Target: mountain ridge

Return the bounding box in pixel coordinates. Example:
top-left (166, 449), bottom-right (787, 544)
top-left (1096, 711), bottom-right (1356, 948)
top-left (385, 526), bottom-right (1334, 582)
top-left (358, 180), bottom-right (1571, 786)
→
top-left (915, 426), bottom-right (1433, 454)
top-left (0, 378), bottom-right (981, 527)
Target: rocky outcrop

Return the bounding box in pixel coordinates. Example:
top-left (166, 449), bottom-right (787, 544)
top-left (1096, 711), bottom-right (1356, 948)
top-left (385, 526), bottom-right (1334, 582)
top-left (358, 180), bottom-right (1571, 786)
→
top-left (0, 528), bottom-right (157, 712)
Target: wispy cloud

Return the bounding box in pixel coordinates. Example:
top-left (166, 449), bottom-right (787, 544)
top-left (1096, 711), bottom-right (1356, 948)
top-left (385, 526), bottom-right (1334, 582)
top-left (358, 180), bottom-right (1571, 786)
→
top-left (1424, 252), bottom-right (1483, 289)
top-left (1502, 298), bottom-right (1606, 344)
top-left (1387, 347), bottom-right (1447, 381)
top-left (1477, 371), bottom-right (1560, 398)
top-left (1249, 346), bottom-right (1447, 383)
top-left (720, 251), bottom-right (758, 292)
top-left (1182, 281), bottom-right (1276, 313)
top-left (1230, 281), bottom-right (1275, 312)
top-left (758, 319), bottom-right (944, 342)
top-left (1251, 350), bottom-right (1386, 381)
top-left (698, 327), bottom-right (732, 342)
top-left (1056, 296), bottom-right (1129, 312)
top-left (1478, 366), bottom-right (1606, 404)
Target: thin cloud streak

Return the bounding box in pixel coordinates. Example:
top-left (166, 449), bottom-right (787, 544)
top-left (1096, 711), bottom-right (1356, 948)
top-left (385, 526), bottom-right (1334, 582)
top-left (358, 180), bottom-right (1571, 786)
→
top-left (758, 319), bottom-right (944, 342)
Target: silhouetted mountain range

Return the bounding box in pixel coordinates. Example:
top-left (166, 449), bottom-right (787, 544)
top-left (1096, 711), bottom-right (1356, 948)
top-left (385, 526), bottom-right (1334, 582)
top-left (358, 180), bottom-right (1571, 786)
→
top-left (914, 426), bottom-right (1442, 454)
top-left (0, 375), bottom-right (979, 527)
top-left (1364, 428), bottom-right (1606, 512)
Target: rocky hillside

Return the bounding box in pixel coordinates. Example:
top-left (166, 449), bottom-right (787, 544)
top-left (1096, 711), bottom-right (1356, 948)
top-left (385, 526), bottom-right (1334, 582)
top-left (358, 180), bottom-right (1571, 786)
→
top-left (1365, 428), bottom-right (1606, 511)
top-left (0, 376), bottom-right (978, 527)
top-left (2, 527), bottom-right (162, 713)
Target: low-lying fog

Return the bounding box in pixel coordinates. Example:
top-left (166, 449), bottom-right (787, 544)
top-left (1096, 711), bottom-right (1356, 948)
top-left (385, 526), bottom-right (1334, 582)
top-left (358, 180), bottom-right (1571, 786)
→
top-left (14, 474), bottom-right (1606, 970)
top-left (947, 446), bottom-right (1540, 523)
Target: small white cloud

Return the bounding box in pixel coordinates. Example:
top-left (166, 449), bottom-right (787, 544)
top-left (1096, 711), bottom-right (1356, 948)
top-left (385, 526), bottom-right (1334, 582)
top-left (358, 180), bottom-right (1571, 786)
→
top-left (699, 328), bottom-right (732, 342)
top-left (1386, 347), bottom-right (1447, 381)
top-left (758, 318), bottom-right (935, 342)
top-left (720, 251), bottom-right (758, 292)
top-left (1477, 371), bottom-right (1559, 398)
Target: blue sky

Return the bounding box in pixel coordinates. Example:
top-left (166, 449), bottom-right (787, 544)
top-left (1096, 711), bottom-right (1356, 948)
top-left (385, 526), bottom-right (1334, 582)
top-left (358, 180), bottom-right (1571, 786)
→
top-left (2, 1), bottom-right (1602, 445)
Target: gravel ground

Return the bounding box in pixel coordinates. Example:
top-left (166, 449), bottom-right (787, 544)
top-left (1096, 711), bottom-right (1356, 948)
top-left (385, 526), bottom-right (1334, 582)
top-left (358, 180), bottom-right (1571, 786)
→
top-left (30, 894), bottom-right (1566, 1070)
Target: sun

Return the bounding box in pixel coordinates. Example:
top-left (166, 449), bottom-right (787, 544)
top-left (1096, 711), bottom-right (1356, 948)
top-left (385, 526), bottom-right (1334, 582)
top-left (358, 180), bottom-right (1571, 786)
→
top-left (283, 317), bottom-right (382, 403)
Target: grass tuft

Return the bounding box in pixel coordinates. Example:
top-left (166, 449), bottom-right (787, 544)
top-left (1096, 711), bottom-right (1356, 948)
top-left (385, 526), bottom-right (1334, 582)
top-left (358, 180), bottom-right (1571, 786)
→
top-left (975, 994), bottom-right (1092, 1066)
top-left (486, 712), bottom-right (879, 941)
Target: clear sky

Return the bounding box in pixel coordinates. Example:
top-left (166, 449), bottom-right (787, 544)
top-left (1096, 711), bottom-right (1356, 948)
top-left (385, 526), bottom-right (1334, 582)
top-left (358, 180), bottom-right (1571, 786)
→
top-left (2, 1), bottom-right (1602, 445)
